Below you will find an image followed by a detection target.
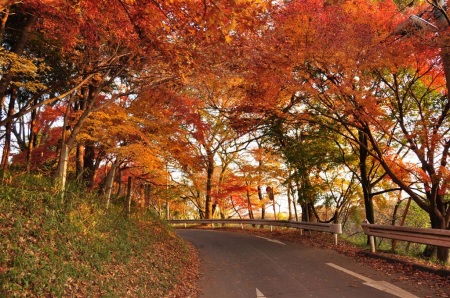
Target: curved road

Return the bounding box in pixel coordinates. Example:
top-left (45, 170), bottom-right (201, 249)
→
top-left (177, 229), bottom-right (437, 298)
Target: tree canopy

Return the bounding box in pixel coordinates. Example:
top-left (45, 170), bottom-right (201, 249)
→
top-left (2, 0), bottom-right (450, 261)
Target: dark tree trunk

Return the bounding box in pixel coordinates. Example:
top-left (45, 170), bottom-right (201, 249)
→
top-left (295, 177), bottom-right (309, 222)
top-left (258, 186), bottom-right (265, 220)
top-left (205, 153), bottom-right (214, 219)
top-left (26, 98), bottom-right (39, 172)
top-left (116, 168), bottom-right (123, 197)
top-left (144, 183), bottom-right (151, 210)
top-left (287, 182), bottom-right (293, 221)
top-left (1, 88), bottom-right (16, 171)
top-left (82, 142), bottom-right (96, 188)
top-left (427, 202), bottom-right (449, 262)
top-left (289, 180), bottom-right (299, 221)
top-left (359, 130), bottom-right (375, 224)
top-left (246, 189), bottom-right (254, 219)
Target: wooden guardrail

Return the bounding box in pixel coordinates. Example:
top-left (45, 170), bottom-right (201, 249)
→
top-left (361, 223), bottom-right (450, 252)
top-left (168, 219), bottom-right (342, 245)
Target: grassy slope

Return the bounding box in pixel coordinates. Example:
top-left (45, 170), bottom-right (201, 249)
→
top-left (0, 175), bottom-right (198, 297)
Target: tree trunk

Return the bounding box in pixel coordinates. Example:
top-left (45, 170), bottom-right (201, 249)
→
top-left (289, 181), bottom-right (299, 221)
top-left (246, 189), bottom-right (254, 219)
top-left (12, 108), bottom-right (28, 153)
top-left (359, 130), bottom-right (375, 224)
top-left (267, 186), bottom-right (276, 220)
top-left (429, 206), bottom-right (449, 262)
top-left (292, 200), bottom-right (299, 221)
top-left (126, 176), bottom-right (133, 215)
top-left (55, 95), bottom-right (72, 194)
top-left (230, 195), bottom-right (242, 219)
top-left (56, 143), bottom-right (69, 196)
top-left (76, 144), bottom-right (85, 181)
top-left (422, 3), bottom-right (450, 263)
top-left (82, 142), bottom-right (96, 188)
top-left (392, 196), bottom-right (411, 251)
top-left (258, 186), bottom-right (265, 220)
top-left (287, 181), bottom-right (293, 221)
top-left (144, 183), bottom-right (151, 210)
top-left (116, 168), bottom-right (123, 197)
top-left (295, 177), bottom-right (309, 222)
top-left (26, 98), bottom-right (39, 172)
top-left (204, 154), bottom-right (214, 219)
top-left (212, 203), bottom-right (217, 218)
top-left (1, 88), bottom-right (16, 172)
top-left (105, 160), bottom-right (118, 209)
top-left (54, 81), bottom-right (101, 194)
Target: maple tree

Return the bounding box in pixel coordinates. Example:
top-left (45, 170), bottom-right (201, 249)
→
top-left (171, 84), bottom-right (242, 219)
top-left (243, 0), bottom-right (450, 261)
top-left (215, 0), bottom-right (450, 263)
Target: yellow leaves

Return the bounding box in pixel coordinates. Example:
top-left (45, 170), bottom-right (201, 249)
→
top-left (225, 34), bottom-right (233, 44)
top-left (225, 17), bottom-right (238, 32)
top-left (76, 99), bottom-right (169, 171)
top-left (113, 142), bottom-right (162, 169)
top-left (0, 47), bottom-right (49, 92)
top-left (78, 103), bottom-right (136, 141)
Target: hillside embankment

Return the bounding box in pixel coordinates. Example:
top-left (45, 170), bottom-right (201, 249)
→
top-left (0, 176), bottom-right (199, 297)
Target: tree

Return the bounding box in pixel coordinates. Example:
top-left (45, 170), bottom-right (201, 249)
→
top-left (262, 0), bottom-right (450, 261)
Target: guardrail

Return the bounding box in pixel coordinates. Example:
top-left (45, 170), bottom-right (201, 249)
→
top-left (361, 223), bottom-right (450, 253)
top-left (168, 219), bottom-right (342, 245)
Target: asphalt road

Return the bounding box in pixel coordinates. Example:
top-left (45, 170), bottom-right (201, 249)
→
top-left (176, 229), bottom-right (438, 298)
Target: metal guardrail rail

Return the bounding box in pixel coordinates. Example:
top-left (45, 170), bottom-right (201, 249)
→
top-left (361, 223), bottom-right (450, 252)
top-left (168, 219), bottom-right (342, 245)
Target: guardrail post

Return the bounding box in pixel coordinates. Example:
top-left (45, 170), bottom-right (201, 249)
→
top-left (241, 223), bottom-right (243, 229)
top-left (369, 236), bottom-right (376, 253)
top-left (334, 233), bottom-right (338, 245)
top-left (270, 225), bottom-right (273, 232)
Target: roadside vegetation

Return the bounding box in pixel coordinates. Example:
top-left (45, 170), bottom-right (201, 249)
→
top-left (0, 174), bottom-right (198, 297)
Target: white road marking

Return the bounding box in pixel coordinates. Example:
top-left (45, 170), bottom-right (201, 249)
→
top-left (255, 236), bottom-right (285, 245)
top-left (326, 263), bottom-right (419, 298)
top-left (256, 288), bottom-right (266, 297)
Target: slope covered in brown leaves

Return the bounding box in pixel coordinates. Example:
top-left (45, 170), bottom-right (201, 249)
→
top-left (0, 179), bottom-right (200, 297)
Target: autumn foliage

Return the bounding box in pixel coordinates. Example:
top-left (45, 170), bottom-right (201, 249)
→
top-left (2, 0), bottom-right (450, 264)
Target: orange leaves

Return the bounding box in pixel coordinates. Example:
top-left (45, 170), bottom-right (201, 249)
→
top-left (383, 151), bottom-right (417, 183)
top-left (35, 106), bottom-right (64, 132)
